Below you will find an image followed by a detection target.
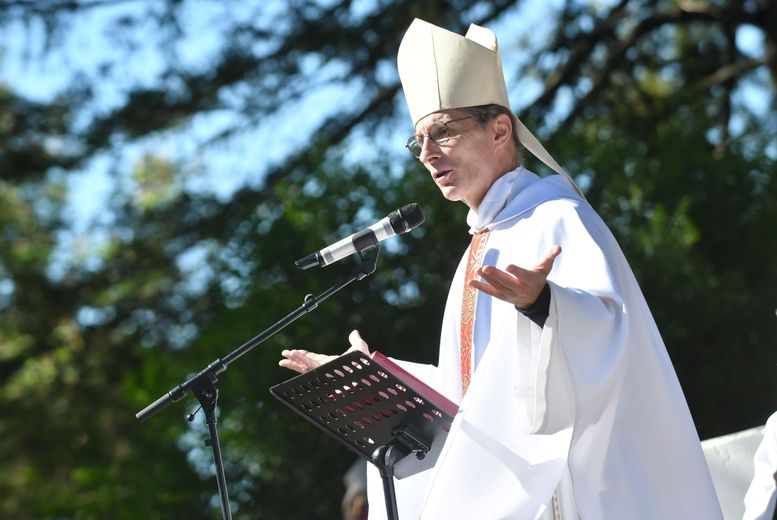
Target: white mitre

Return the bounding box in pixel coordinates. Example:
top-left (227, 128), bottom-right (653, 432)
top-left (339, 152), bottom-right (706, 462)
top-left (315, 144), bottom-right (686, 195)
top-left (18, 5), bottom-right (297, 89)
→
top-left (397, 19), bottom-right (509, 125)
top-left (397, 18), bottom-right (583, 196)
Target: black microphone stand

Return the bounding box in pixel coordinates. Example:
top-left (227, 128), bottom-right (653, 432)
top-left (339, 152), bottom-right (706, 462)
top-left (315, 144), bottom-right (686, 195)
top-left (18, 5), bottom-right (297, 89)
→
top-left (135, 246), bottom-right (381, 520)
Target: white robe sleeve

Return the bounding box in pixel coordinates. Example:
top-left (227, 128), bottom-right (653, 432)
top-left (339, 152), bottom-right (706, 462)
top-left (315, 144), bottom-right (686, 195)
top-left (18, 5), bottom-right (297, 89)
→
top-left (510, 198), bottom-right (630, 438)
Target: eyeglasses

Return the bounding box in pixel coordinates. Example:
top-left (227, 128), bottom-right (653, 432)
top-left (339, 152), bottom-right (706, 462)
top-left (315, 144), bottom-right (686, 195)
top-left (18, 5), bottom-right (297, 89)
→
top-left (405, 116), bottom-right (474, 158)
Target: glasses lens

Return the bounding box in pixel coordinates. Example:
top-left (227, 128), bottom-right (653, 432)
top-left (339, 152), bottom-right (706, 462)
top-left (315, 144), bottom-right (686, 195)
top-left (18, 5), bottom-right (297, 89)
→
top-left (406, 137), bottom-right (422, 157)
top-left (429, 122), bottom-right (450, 144)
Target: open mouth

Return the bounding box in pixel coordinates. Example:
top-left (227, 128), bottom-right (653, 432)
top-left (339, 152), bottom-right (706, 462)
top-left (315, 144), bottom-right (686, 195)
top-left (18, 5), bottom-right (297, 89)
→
top-left (433, 169), bottom-right (452, 181)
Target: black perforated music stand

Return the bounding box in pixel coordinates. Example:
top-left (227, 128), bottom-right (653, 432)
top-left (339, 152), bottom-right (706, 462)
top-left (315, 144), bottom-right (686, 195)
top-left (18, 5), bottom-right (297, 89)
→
top-left (271, 350), bottom-right (457, 520)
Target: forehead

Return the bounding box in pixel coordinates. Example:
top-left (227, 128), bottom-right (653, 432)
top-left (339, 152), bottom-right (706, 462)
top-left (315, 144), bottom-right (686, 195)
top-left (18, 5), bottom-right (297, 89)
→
top-left (414, 109), bottom-right (464, 133)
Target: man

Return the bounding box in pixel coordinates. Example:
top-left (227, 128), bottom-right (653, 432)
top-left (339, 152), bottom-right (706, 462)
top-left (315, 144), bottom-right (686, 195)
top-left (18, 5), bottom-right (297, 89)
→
top-left (281, 18), bottom-right (722, 519)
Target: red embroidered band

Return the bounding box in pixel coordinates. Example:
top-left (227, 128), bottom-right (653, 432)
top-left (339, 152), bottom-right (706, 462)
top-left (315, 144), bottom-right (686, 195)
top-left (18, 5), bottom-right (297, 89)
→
top-left (459, 229), bottom-right (490, 396)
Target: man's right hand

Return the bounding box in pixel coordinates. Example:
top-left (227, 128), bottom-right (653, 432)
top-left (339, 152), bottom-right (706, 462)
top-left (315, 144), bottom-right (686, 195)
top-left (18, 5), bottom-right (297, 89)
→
top-left (278, 330), bottom-right (371, 374)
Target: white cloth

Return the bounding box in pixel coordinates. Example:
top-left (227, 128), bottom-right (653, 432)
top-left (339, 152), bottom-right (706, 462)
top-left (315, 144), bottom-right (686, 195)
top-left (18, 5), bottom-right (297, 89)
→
top-left (367, 167), bottom-right (722, 519)
top-left (744, 412), bottom-right (777, 520)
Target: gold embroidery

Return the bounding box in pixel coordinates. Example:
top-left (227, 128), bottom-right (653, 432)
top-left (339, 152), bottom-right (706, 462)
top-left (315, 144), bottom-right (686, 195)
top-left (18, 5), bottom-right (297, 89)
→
top-left (459, 230), bottom-right (490, 396)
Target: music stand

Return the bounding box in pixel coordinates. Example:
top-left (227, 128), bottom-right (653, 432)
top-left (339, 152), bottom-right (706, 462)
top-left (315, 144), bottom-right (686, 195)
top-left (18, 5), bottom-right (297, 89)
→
top-left (271, 350), bottom-right (457, 519)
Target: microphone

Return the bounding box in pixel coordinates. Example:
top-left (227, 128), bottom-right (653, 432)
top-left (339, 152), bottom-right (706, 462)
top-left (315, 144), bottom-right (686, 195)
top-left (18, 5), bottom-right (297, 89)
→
top-left (295, 203), bottom-right (424, 269)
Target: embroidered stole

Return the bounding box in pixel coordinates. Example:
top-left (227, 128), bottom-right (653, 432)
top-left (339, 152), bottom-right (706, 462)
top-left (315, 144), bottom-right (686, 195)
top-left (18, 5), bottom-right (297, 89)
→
top-left (459, 229), bottom-right (490, 396)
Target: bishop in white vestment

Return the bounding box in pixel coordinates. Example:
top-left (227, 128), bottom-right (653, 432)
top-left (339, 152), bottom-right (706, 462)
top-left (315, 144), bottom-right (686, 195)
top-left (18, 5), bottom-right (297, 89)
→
top-left (282, 17), bottom-right (723, 520)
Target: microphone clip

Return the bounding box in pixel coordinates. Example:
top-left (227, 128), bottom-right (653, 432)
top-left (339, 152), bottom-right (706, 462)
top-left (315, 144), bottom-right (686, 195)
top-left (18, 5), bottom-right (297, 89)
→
top-left (353, 242), bottom-right (380, 280)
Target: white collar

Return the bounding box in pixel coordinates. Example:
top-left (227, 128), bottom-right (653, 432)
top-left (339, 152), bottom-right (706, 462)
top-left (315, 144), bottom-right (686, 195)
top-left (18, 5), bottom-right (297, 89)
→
top-left (466, 166), bottom-right (536, 233)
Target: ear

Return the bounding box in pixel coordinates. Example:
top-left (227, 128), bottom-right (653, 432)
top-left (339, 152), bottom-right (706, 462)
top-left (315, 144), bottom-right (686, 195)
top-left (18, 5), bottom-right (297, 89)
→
top-left (491, 113), bottom-right (513, 149)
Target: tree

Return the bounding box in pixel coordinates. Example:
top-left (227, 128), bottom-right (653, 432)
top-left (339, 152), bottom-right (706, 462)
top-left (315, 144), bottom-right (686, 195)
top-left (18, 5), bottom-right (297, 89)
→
top-left (1, 0), bottom-right (775, 517)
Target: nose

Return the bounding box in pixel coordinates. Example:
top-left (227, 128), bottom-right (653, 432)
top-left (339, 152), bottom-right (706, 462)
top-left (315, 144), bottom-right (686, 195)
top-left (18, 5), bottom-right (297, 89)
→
top-left (418, 136), bottom-right (441, 165)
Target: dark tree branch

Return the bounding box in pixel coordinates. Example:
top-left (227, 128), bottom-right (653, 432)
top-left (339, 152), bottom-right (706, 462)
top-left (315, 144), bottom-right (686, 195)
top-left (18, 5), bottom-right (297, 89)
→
top-left (0, 0), bottom-right (154, 15)
top-left (532, 1), bottom-right (775, 134)
top-left (528, 0), bottom-right (633, 116)
top-left (714, 22), bottom-right (737, 158)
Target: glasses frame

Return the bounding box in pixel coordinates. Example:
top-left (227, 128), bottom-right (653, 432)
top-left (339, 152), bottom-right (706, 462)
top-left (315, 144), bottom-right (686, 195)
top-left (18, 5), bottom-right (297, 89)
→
top-left (405, 116), bottom-right (475, 158)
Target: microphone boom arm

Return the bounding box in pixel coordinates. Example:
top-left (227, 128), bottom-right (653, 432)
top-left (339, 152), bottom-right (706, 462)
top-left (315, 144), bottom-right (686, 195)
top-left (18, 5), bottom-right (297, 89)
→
top-left (135, 245), bottom-right (381, 520)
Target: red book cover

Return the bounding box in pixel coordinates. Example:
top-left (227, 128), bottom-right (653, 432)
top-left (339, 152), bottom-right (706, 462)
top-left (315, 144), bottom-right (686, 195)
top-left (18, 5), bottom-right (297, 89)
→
top-left (370, 351), bottom-right (458, 416)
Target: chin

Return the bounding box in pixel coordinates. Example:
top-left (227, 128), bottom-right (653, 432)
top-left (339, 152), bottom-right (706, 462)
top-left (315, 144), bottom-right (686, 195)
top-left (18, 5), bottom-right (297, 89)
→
top-left (437, 186), bottom-right (460, 202)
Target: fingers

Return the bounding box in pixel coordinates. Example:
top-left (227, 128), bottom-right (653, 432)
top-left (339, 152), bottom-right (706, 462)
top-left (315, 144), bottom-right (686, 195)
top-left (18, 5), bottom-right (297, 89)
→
top-left (279, 349), bottom-right (335, 374)
top-left (470, 266), bottom-right (519, 302)
top-left (347, 330), bottom-right (370, 354)
top-left (479, 265), bottom-right (523, 290)
top-left (537, 245), bottom-right (562, 273)
top-left (468, 277), bottom-right (505, 300)
top-left (476, 245), bottom-right (562, 283)
top-left (279, 330), bottom-right (371, 374)
top-left (504, 245), bottom-right (561, 276)
top-left (278, 349), bottom-right (309, 373)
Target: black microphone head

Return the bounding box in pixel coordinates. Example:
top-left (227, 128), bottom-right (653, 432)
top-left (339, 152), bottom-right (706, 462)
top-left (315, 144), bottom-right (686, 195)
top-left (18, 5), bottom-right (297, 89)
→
top-left (295, 252), bottom-right (322, 270)
top-left (389, 203), bottom-right (425, 234)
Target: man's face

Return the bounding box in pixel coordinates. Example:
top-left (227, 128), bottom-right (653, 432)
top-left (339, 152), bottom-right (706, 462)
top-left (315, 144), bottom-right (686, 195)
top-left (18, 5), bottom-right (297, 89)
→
top-left (413, 110), bottom-right (501, 210)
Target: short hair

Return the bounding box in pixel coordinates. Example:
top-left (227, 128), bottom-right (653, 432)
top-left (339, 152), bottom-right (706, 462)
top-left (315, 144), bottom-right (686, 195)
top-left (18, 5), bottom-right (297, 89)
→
top-left (460, 104), bottom-right (523, 162)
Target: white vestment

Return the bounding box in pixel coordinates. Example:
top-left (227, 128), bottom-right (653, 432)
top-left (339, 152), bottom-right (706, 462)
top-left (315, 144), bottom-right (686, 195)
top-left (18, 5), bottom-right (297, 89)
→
top-left (743, 412), bottom-right (777, 520)
top-left (367, 167), bottom-right (722, 519)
